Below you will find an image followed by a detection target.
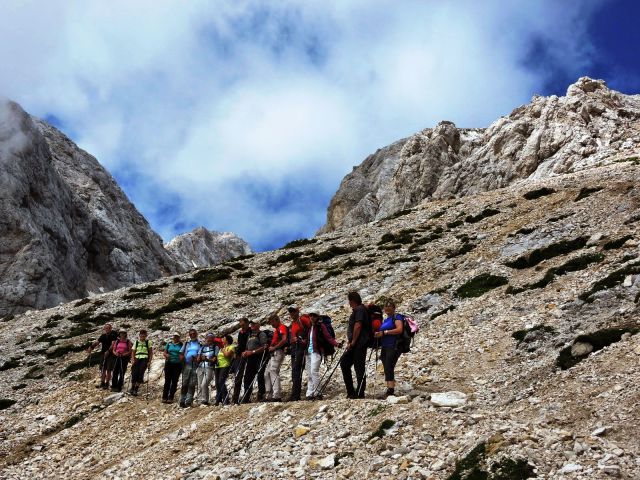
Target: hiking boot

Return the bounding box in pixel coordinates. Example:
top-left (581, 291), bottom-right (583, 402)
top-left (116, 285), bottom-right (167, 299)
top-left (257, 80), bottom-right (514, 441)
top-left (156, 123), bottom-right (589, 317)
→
top-left (96, 383), bottom-right (104, 389)
top-left (214, 401), bottom-right (220, 406)
top-left (179, 401), bottom-right (186, 408)
top-left (102, 383), bottom-right (109, 390)
top-left (161, 398), bottom-right (168, 404)
top-left (346, 393), bottom-right (357, 399)
top-left (270, 398), bottom-right (282, 403)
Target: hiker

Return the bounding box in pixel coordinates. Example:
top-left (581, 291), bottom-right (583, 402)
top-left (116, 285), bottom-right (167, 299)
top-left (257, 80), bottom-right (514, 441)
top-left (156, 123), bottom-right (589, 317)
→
top-left (305, 312), bottom-right (338, 400)
top-left (231, 317), bottom-right (251, 404)
top-left (340, 291), bottom-right (371, 399)
top-left (87, 323), bottom-right (118, 389)
top-left (110, 330), bottom-right (132, 392)
top-left (288, 304), bottom-right (310, 401)
top-left (196, 333), bottom-right (219, 405)
top-left (214, 335), bottom-right (235, 406)
top-left (373, 300), bottom-right (405, 397)
top-left (130, 329), bottom-right (153, 396)
top-left (179, 329), bottom-right (202, 408)
top-left (240, 320), bottom-right (269, 403)
top-left (162, 332), bottom-right (183, 403)
top-left (264, 313), bottom-right (288, 402)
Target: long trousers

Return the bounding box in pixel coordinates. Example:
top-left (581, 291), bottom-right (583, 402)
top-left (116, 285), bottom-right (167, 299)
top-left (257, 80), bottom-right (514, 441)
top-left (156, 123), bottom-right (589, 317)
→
top-left (232, 357), bottom-right (247, 404)
top-left (340, 345), bottom-right (367, 397)
top-left (180, 364), bottom-right (198, 405)
top-left (163, 362), bottom-right (182, 400)
top-left (305, 351), bottom-right (323, 397)
top-left (381, 347), bottom-right (401, 382)
top-left (243, 354), bottom-right (267, 402)
top-left (215, 367), bottom-right (230, 404)
top-left (131, 359), bottom-right (148, 385)
top-left (264, 350), bottom-right (285, 399)
top-left (111, 357), bottom-right (129, 391)
top-left (290, 345), bottom-right (306, 401)
top-left (197, 367), bottom-right (215, 403)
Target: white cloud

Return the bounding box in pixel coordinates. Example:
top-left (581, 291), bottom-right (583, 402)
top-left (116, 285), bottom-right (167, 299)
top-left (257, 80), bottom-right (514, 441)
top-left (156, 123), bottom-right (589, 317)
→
top-left (0, 0), bottom-right (606, 250)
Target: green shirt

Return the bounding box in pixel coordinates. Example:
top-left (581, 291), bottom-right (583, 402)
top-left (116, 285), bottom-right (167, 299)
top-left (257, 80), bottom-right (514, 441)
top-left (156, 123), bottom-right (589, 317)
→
top-left (217, 345), bottom-right (236, 369)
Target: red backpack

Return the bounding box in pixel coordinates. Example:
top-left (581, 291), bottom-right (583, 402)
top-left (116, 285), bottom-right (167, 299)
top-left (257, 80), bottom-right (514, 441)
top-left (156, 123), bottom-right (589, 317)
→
top-left (366, 304), bottom-right (383, 348)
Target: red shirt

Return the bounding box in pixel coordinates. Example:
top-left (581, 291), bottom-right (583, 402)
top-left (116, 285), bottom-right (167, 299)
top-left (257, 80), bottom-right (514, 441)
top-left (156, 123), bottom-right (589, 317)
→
top-left (290, 316), bottom-right (311, 344)
top-left (271, 323), bottom-right (289, 347)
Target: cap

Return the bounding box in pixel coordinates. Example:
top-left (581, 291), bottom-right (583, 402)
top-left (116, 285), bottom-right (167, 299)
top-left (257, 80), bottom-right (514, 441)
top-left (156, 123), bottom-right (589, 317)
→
top-left (171, 332), bottom-right (180, 337)
top-left (206, 333), bottom-right (215, 338)
top-left (249, 320), bottom-right (259, 325)
top-left (287, 304), bottom-right (299, 312)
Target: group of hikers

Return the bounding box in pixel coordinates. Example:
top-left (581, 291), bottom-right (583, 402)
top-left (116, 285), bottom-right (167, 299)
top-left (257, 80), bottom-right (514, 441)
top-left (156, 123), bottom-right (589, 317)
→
top-left (87, 292), bottom-right (418, 407)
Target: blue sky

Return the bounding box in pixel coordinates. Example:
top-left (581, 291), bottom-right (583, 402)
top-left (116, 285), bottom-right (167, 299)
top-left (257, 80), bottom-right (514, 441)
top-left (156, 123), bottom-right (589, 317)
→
top-left (1, 0), bottom-right (638, 251)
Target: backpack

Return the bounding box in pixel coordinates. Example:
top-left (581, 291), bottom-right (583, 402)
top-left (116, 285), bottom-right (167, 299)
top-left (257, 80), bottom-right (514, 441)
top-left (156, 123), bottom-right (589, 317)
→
top-left (395, 314), bottom-right (419, 354)
top-left (261, 329), bottom-right (274, 346)
top-left (366, 304), bottom-right (383, 348)
top-left (316, 316), bottom-right (337, 357)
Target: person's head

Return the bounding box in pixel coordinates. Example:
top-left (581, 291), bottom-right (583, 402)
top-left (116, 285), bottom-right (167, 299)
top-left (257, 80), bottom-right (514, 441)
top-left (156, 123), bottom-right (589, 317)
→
top-left (188, 328), bottom-right (198, 340)
top-left (309, 312), bottom-right (320, 325)
top-left (268, 313), bottom-right (280, 328)
top-left (347, 291), bottom-right (362, 309)
top-left (172, 332), bottom-right (181, 343)
top-left (287, 304), bottom-right (299, 321)
top-left (249, 320), bottom-right (260, 332)
top-left (383, 300), bottom-right (396, 316)
top-left (119, 331), bottom-right (128, 339)
top-left (239, 317), bottom-right (250, 330)
top-left (139, 329), bottom-right (147, 340)
top-left (206, 333), bottom-right (215, 344)
top-left (223, 334), bottom-right (233, 346)
top-left (104, 323), bottom-right (113, 333)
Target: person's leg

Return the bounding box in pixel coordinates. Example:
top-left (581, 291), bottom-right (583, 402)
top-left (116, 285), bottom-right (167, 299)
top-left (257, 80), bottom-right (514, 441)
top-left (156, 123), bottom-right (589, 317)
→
top-left (232, 358), bottom-right (246, 404)
top-left (169, 363), bottom-right (181, 401)
top-left (271, 350), bottom-right (284, 400)
top-left (354, 346), bottom-right (367, 398)
top-left (264, 357), bottom-right (274, 400)
top-left (219, 367), bottom-right (230, 404)
top-left (304, 353), bottom-right (313, 398)
top-left (310, 352), bottom-right (322, 397)
top-left (204, 368), bottom-right (214, 404)
top-left (290, 347), bottom-right (305, 401)
top-left (163, 364), bottom-right (171, 401)
top-left (257, 354), bottom-right (268, 400)
top-left (186, 366), bottom-right (197, 406)
top-left (340, 349), bottom-right (356, 397)
top-left (243, 357), bottom-right (258, 403)
top-left (196, 367), bottom-right (205, 402)
top-left (180, 365), bottom-right (191, 405)
top-left (388, 350), bottom-right (400, 390)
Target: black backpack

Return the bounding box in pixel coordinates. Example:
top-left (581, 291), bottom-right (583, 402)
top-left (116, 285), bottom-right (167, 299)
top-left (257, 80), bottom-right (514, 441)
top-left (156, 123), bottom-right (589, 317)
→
top-left (395, 315), bottom-right (412, 354)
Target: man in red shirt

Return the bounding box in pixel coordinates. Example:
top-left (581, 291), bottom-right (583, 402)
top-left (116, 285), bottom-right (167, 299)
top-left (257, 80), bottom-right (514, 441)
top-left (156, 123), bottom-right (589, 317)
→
top-left (287, 304), bottom-right (311, 401)
top-left (264, 313), bottom-right (288, 402)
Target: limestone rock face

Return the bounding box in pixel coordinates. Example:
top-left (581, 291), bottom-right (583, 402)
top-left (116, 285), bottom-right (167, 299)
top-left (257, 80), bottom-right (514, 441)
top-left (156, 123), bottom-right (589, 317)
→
top-left (322, 77), bottom-right (640, 231)
top-left (165, 227), bottom-right (252, 270)
top-left (0, 100), bottom-right (180, 316)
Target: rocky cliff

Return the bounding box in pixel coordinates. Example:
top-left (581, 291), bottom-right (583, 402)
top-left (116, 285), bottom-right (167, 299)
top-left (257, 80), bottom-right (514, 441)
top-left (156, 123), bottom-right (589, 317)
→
top-left (1, 152), bottom-right (639, 478)
top-left (165, 227), bottom-right (252, 271)
top-left (321, 77), bottom-right (640, 232)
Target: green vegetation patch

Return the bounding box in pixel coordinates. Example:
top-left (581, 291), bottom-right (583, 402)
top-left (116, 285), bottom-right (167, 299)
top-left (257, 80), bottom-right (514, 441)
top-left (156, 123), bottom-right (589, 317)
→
top-left (0, 358), bottom-right (21, 371)
top-left (237, 270), bottom-right (254, 278)
top-left (74, 298), bottom-right (92, 307)
top-left (310, 245), bottom-right (359, 262)
top-left (60, 351), bottom-right (102, 377)
top-left (390, 208), bottom-right (413, 219)
top-left (45, 314), bottom-right (64, 328)
top-left (603, 235), bottom-right (633, 250)
top-left (11, 383), bottom-right (27, 391)
top-left (507, 252), bottom-right (604, 294)
top-left (123, 283), bottom-right (166, 300)
top-left (389, 255), bottom-right (420, 264)
top-left (0, 399), bottom-right (17, 410)
top-left (574, 186), bottom-right (603, 201)
top-left (369, 419), bottom-right (395, 440)
top-left (447, 441), bottom-right (535, 480)
top-left (447, 442), bottom-right (488, 480)
top-left (446, 219), bottom-right (464, 229)
top-left (456, 274), bottom-right (508, 299)
top-left (505, 236), bottom-right (588, 269)
top-left (46, 341), bottom-right (92, 359)
top-left (465, 208), bottom-right (500, 224)
top-left (557, 326), bottom-right (639, 370)
top-left (579, 259), bottom-right (640, 302)
top-left (282, 238), bottom-right (317, 249)
top-left (378, 243), bottom-right (403, 251)
top-left (512, 325), bottom-right (556, 344)
top-left (446, 242), bottom-right (476, 259)
top-left (377, 229), bottom-right (416, 246)
top-left (24, 365), bottom-right (45, 380)
top-left (523, 187), bottom-right (555, 200)
top-left (507, 226), bottom-right (536, 238)
top-left (192, 268), bottom-right (232, 291)
top-left (431, 305), bottom-right (456, 320)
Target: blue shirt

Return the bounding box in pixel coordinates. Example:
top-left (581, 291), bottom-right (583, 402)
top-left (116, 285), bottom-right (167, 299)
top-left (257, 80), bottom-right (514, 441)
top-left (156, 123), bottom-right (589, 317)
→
top-left (380, 314), bottom-right (403, 348)
top-left (165, 341), bottom-right (183, 363)
top-left (181, 340), bottom-right (202, 364)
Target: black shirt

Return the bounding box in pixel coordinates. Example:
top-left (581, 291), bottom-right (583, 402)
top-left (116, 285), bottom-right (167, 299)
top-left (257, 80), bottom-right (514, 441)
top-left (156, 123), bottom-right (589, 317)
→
top-left (236, 329), bottom-right (250, 354)
top-left (347, 305), bottom-right (370, 346)
top-left (98, 331), bottom-right (118, 353)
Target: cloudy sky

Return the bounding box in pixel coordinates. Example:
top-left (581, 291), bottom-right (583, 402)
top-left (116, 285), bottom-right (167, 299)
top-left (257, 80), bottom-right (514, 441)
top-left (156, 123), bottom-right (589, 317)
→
top-left (1, 0), bottom-right (638, 251)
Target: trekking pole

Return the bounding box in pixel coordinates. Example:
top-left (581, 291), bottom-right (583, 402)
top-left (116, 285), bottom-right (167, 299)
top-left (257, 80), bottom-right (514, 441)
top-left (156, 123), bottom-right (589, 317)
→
top-left (240, 350), bottom-right (267, 404)
top-left (313, 345), bottom-right (346, 397)
top-left (224, 356), bottom-right (244, 405)
top-left (317, 348), bottom-right (349, 397)
top-left (373, 347), bottom-right (379, 399)
top-left (356, 348), bottom-right (374, 398)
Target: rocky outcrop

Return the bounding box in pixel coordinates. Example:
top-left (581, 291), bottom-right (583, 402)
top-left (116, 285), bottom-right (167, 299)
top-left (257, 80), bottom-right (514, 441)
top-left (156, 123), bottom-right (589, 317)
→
top-left (322, 77), bottom-right (640, 232)
top-left (0, 100), bottom-right (180, 316)
top-left (165, 227), bottom-right (252, 270)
